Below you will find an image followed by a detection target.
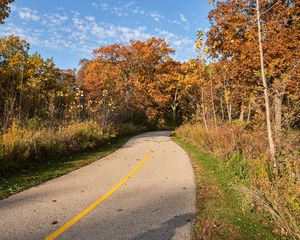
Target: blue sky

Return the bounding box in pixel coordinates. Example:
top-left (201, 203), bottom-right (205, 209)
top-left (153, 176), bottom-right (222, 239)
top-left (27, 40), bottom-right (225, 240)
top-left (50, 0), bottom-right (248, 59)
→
top-left (0, 0), bottom-right (211, 69)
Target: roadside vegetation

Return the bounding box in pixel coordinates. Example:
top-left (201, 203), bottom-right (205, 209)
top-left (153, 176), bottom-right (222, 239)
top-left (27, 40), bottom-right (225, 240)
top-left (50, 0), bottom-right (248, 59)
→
top-left (0, 135), bottom-right (131, 199)
top-left (174, 136), bottom-right (282, 240)
top-left (0, 0), bottom-right (299, 239)
top-left (175, 126), bottom-right (299, 239)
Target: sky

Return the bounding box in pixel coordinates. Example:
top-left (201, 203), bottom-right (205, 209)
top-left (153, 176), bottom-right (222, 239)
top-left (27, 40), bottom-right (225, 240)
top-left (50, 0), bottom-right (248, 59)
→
top-left (0, 0), bottom-right (212, 70)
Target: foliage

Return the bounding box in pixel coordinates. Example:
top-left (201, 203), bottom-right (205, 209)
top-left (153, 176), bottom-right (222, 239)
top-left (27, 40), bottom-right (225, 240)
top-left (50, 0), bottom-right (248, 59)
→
top-left (176, 124), bottom-right (300, 239)
top-left (78, 38), bottom-right (179, 126)
top-left (174, 136), bottom-right (281, 240)
top-left (206, 0), bottom-right (300, 129)
top-left (0, 0), bottom-right (14, 24)
top-left (0, 35), bottom-right (79, 130)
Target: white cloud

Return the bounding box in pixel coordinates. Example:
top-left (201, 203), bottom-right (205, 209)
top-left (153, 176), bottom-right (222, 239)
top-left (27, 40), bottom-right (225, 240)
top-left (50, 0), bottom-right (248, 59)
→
top-left (155, 28), bottom-right (194, 48)
top-left (155, 29), bottom-right (175, 39)
top-left (86, 16), bottom-right (95, 22)
top-left (123, 1), bottom-right (135, 8)
top-left (149, 11), bottom-right (164, 22)
top-left (18, 7), bottom-right (39, 21)
top-left (204, 27), bottom-right (210, 33)
top-left (0, 22), bottom-right (56, 49)
top-left (117, 26), bottom-right (150, 42)
top-left (180, 14), bottom-right (188, 23)
top-left (1, 5), bottom-right (195, 63)
top-left (133, 7), bottom-right (145, 15)
top-left (167, 19), bottom-right (181, 25)
top-left (91, 2), bottom-right (98, 8)
top-left (112, 7), bottom-right (128, 17)
top-left (92, 24), bottom-right (105, 36)
top-left (98, 2), bottom-right (135, 17)
top-left (172, 38), bottom-right (193, 46)
top-left (100, 3), bottom-right (109, 11)
top-left (43, 13), bottom-right (68, 26)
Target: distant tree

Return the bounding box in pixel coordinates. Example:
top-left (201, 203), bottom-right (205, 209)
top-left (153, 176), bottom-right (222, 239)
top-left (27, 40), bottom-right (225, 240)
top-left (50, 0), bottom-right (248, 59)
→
top-left (0, 35), bottom-right (81, 129)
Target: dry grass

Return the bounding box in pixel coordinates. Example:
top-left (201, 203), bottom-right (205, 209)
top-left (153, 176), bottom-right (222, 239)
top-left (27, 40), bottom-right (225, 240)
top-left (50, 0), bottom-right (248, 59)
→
top-left (0, 121), bottom-right (114, 172)
top-left (176, 123), bottom-right (300, 239)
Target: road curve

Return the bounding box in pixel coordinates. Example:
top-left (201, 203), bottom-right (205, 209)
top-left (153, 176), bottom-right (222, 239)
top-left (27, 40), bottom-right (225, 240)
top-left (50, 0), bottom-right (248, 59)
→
top-left (0, 131), bottom-right (195, 240)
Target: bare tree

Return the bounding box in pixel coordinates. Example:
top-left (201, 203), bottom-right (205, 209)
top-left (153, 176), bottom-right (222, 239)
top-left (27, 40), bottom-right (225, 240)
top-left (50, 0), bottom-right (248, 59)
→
top-left (255, 0), bottom-right (278, 178)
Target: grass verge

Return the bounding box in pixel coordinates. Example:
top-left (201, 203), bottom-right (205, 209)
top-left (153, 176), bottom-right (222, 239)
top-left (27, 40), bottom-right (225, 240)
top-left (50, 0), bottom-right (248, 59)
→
top-left (173, 136), bottom-right (285, 240)
top-left (0, 135), bottom-right (131, 200)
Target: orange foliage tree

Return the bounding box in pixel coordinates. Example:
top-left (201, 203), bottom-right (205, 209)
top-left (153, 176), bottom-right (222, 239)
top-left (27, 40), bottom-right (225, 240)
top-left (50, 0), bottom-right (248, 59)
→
top-left (79, 38), bottom-right (180, 126)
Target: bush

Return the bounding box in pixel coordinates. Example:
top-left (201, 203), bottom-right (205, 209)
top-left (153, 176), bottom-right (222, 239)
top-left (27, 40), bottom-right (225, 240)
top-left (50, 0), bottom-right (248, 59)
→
top-left (116, 123), bottom-right (146, 136)
top-left (176, 123), bottom-right (300, 239)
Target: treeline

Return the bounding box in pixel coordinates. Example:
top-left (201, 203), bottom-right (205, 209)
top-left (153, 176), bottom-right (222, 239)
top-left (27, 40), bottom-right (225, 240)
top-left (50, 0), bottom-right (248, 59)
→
top-left (177, 0), bottom-right (300, 238)
top-left (78, 38), bottom-right (209, 127)
top-left (0, 36), bottom-right (199, 132)
top-left (0, 34), bottom-right (208, 172)
top-left (206, 0), bottom-right (300, 130)
top-left (0, 36), bottom-right (79, 129)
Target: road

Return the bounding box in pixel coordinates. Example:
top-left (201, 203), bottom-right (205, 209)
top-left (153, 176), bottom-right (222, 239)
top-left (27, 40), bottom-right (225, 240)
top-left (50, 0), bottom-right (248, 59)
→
top-left (0, 131), bottom-right (195, 240)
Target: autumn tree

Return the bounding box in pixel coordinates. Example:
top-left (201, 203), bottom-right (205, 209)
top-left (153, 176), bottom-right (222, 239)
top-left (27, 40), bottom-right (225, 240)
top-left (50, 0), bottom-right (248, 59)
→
top-left (207, 0), bottom-right (299, 126)
top-left (79, 38), bottom-right (176, 126)
top-left (206, 0), bottom-right (300, 176)
top-left (0, 0), bottom-right (14, 24)
top-left (0, 35), bottom-right (80, 130)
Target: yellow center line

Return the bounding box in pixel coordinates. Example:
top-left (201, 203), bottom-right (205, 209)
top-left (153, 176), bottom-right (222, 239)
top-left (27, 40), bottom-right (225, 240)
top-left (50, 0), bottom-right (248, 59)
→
top-left (45, 152), bottom-right (151, 240)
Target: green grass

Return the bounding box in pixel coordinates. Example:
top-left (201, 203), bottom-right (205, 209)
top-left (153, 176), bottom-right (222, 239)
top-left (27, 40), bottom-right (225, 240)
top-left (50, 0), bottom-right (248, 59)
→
top-left (0, 135), bottom-right (131, 200)
top-left (173, 136), bottom-right (285, 240)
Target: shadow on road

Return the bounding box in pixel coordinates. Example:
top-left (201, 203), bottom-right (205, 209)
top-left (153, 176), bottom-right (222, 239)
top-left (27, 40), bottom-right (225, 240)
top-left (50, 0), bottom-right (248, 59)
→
top-left (129, 213), bottom-right (195, 240)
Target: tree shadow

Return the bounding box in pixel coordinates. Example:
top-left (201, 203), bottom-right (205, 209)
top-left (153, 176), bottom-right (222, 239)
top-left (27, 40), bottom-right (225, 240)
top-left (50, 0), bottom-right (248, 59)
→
top-left (129, 212), bottom-right (194, 240)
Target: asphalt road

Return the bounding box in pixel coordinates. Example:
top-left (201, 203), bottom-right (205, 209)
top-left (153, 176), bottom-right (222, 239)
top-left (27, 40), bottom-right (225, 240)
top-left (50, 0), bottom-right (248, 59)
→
top-left (0, 131), bottom-right (195, 240)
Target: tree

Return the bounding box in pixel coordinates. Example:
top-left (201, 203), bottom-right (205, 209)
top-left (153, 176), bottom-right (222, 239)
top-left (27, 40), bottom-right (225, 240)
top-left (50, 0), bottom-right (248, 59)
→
top-left (255, 0), bottom-right (278, 178)
top-left (0, 35), bottom-right (80, 129)
top-left (0, 0), bottom-right (14, 24)
top-left (0, 35), bottom-right (29, 128)
top-left (79, 38), bottom-right (176, 126)
top-left (206, 0), bottom-right (300, 177)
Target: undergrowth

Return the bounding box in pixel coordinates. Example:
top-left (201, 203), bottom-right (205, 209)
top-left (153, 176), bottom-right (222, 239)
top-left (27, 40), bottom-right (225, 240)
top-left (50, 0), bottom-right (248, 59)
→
top-left (176, 123), bottom-right (300, 239)
top-left (0, 135), bottom-right (132, 199)
top-left (174, 137), bottom-right (284, 240)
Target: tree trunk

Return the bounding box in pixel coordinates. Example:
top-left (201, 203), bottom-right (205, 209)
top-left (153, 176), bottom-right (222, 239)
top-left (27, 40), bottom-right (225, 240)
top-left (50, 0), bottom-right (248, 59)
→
top-left (220, 97), bottom-right (225, 121)
top-left (210, 80), bottom-right (217, 126)
top-left (3, 90), bottom-right (17, 130)
top-left (274, 93), bottom-right (282, 132)
top-left (201, 88), bottom-right (208, 132)
top-left (171, 86), bottom-right (179, 125)
top-left (171, 105), bottom-right (177, 125)
top-left (256, 0), bottom-right (278, 179)
top-left (239, 104), bottom-right (245, 121)
top-left (227, 103), bottom-right (232, 123)
top-left (247, 98), bottom-right (252, 122)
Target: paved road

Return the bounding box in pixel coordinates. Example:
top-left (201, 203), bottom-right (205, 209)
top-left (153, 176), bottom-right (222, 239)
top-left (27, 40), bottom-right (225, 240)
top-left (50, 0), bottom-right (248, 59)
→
top-left (0, 131), bottom-right (195, 240)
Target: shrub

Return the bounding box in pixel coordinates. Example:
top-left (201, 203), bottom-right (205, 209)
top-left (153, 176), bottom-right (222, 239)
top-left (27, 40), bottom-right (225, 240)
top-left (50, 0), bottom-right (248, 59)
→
top-left (176, 123), bottom-right (300, 239)
top-left (116, 123), bottom-right (146, 136)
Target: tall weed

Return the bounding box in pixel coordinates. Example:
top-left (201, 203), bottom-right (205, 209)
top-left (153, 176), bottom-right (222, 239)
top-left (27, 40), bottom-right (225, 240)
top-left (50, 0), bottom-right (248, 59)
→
top-left (176, 123), bottom-right (300, 239)
top-left (0, 121), bottom-right (114, 172)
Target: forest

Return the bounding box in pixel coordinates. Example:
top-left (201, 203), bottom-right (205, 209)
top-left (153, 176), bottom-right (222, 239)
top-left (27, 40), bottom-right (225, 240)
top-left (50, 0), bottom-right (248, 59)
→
top-left (0, 0), bottom-right (299, 239)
